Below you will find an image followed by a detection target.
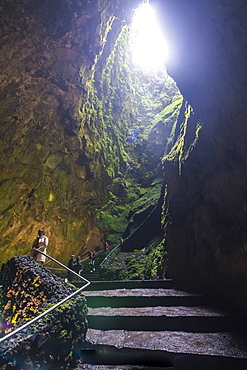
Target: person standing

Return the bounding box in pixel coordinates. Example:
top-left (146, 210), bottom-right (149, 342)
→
top-left (32, 229), bottom-right (48, 265)
top-left (104, 242), bottom-right (110, 256)
top-left (91, 251), bottom-right (96, 266)
top-left (67, 255), bottom-right (76, 280)
top-left (88, 251), bottom-right (93, 264)
top-left (75, 256), bottom-right (82, 274)
top-left (88, 251), bottom-right (96, 272)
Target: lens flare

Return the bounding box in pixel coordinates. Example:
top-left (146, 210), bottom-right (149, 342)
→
top-left (130, 2), bottom-right (168, 71)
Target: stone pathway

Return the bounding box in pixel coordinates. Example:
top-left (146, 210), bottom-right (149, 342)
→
top-left (76, 280), bottom-right (247, 369)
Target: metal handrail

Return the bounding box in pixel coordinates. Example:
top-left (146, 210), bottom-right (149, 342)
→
top-left (98, 196), bottom-right (160, 269)
top-left (99, 243), bottom-right (121, 267)
top-left (80, 249), bottom-right (104, 264)
top-left (0, 249), bottom-right (90, 344)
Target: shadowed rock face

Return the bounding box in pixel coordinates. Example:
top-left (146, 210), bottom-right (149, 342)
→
top-left (0, 256), bottom-right (88, 369)
top-left (150, 0), bottom-right (247, 314)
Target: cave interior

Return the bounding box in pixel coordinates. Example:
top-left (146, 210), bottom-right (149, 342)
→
top-left (0, 0), bottom-right (247, 318)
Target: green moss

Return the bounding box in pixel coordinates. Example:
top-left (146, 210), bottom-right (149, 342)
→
top-left (76, 19), bottom-right (183, 244)
top-left (96, 204), bottom-right (130, 245)
top-left (129, 179), bottom-right (163, 216)
top-left (163, 102), bottom-right (192, 174)
top-left (121, 252), bottom-right (147, 280)
top-left (101, 235), bottom-right (166, 280)
top-left (151, 96), bottom-right (183, 129)
top-left (145, 240), bottom-right (167, 279)
top-left (195, 122), bottom-right (202, 139)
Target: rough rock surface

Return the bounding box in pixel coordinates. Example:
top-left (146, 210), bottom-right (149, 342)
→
top-left (0, 0), bottom-right (112, 261)
top-left (0, 0), bottom-right (180, 264)
top-left (0, 256), bottom-right (88, 369)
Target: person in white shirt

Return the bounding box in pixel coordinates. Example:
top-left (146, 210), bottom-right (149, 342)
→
top-left (32, 229), bottom-right (48, 265)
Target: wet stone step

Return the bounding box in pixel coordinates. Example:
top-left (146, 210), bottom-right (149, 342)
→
top-left (83, 288), bottom-right (208, 308)
top-left (88, 305), bottom-right (228, 317)
top-left (87, 314), bottom-right (234, 332)
top-left (79, 281), bottom-right (247, 368)
top-left (87, 306), bottom-right (234, 332)
top-left (86, 329), bottom-right (247, 359)
top-left (76, 351), bottom-right (247, 370)
top-left (76, 279), bottom-right (173, 291)
top-left (71, 272), bottom-right (100, 282)
top-left (79, 344), bottom-right (173, 368)
top-left (84, 288), bottom-right (206, 298)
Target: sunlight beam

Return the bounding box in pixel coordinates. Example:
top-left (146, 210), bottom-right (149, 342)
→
top-left (130, 2), bottom-right (168, 71)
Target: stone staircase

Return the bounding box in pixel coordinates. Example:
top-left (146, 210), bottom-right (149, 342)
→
top-left (78, 265), bottom-right (101, 282)
top-left (74, 279), bottom-right (247, 369)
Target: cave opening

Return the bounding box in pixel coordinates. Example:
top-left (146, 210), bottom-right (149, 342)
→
top-left (130, 2), bottom-right (169, 71)
top-left (87, 1), bottom-right (184, 254)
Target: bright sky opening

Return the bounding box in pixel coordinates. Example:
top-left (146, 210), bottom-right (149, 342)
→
top-left (130, 2), bottom-right (168, 71)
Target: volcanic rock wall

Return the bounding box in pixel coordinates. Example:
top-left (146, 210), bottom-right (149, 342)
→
top-left (0, 256), bottom-right (88, 368)
top-left (0, 0), bottom-right (144, 263)
top-left (0, 0), bottom-right (181, 265)
top-left (151, 0), bottom-right (247, 314)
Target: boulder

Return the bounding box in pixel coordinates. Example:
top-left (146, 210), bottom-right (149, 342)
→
top-left (0, 256), bottom-right (88, 369)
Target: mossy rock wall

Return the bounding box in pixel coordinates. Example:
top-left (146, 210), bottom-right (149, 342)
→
top-left (0, 0), bottom-right (143, 263)
top-left (0, 0), bottom-right (182, 264)
top-left (89, 23), bottom-right (182, 247)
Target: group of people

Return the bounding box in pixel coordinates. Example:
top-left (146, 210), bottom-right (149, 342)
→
top-left (67, 251), bottom-right (97, 280)
top-left (31, 229), bottom-right (113, 280)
